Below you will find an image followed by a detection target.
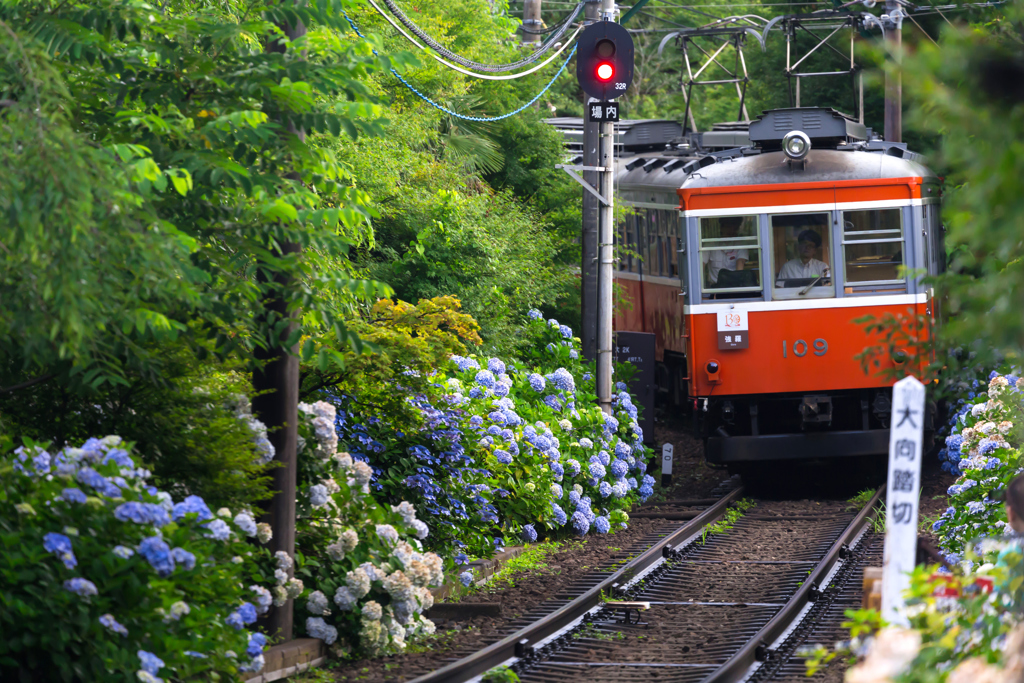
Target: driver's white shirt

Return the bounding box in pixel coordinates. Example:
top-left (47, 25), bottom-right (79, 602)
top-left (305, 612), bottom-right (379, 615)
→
top-left (777, 258), bottom-right (829, 281)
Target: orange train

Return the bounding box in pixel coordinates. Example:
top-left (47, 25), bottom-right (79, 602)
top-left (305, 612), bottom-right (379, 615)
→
top-left (608, 108), bottom-right (942, 468)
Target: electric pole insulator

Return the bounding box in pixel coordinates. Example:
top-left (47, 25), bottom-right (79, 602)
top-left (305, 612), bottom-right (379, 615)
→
top-left (576, 21), bottom-right (634, 100)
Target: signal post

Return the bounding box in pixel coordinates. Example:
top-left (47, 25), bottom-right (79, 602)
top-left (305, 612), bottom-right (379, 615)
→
top-left (572, 8), bottom-right (633, 414)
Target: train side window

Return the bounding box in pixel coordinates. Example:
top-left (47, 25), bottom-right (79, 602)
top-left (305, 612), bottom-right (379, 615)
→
top-left (770, 212), bottom-right (835, 300)
top-left (698, 215), bottom-right (761, 296)
top-left (841, 208), bottom-right (907, 294)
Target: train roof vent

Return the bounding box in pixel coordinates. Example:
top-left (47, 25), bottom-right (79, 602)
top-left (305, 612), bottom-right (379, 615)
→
top-left (643, 158), bottom-right (668, 173)
top-left (625, 157), bottom-right (647, 171)
top-left (749, 108), bottom-right (867, 149)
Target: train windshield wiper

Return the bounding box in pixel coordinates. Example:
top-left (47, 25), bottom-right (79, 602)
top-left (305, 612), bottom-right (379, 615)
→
top-left (798, 269), bottom-right (829, 296)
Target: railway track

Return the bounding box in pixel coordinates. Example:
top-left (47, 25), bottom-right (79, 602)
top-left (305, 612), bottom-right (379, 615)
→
top-left (409, 485), bottom-right (884, 683)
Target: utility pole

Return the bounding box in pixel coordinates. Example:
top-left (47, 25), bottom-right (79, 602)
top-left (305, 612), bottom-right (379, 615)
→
top-left (255, 8), bottom-right (305, 643)
top-left (522, 0), bottom-right (542, 45)
top-left (595, 0), bottom-right (616, 415)
top-left (883, 0), bottom-right (902, 142)
top-left (581, 0), bottom-right (600, 362)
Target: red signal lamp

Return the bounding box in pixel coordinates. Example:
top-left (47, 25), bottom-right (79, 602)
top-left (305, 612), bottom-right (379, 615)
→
top-left (596, 62), bottom-right (614, 81)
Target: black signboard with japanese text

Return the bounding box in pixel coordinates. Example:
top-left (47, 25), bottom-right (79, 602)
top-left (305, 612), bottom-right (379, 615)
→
top-left (614, 331), bottom-right (655, 445)
top-left (587, 102), bottom-right (621, 122)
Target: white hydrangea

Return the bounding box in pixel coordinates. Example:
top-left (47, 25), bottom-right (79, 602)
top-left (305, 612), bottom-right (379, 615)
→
top-left (346, 567), bottom-right (372, 599)
top-left (351, 461), bottom-right (373, 486)
top-left (256, 523), bottom-right (273, 544)
top-left (383, 571), bottom-right (415, 601)
top-left (272, 586), bottom-right (288, 607)
top-left (392, 501), bottom-right (418, 524)
top-left (362, 600), bottom-right (383, 621)
top-left (411, 519), bottom-right (429, 539)
top-left (306, 616), bottom-right (338, 645)
top-left (274, 569), bottom-right (288, 585)
top-left (285, 578), bottom-right (304, 599)
top-left (376, 524), bottom-right (399, 546)
top-left (274, 550), bottom-right (293, 571)
top-left (251, 585), bottom-right (273, 614)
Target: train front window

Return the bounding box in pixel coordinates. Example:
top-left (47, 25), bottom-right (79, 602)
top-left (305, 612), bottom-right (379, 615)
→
top-left (698, 215), bottom-right (761, 296)
top-left (842, 208), bottom-right (907, 293)
top-left (770, 212), bottom-right (835, 300)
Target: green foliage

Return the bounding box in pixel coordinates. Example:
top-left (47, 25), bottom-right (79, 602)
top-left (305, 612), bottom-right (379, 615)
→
top-left (0, 438), bottom-right (260, 680)
top-left (701, 498), bottom-right (756, 543)
top-left (482, 665), bottom-right (521, 683)
top-left (897, 5), bottom-right (1024, 361)
top-left (0, 341), bottom-right (273, 511)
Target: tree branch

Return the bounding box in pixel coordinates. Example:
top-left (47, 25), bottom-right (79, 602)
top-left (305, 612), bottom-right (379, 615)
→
top-left (0, 372), bottom-right (58, 395)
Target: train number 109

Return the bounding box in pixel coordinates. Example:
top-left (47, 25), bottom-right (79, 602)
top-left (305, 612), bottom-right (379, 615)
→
top-left (783, 338), bottom-right (828, 358)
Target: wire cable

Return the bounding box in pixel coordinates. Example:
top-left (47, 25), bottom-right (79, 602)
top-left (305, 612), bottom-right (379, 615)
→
top-left (342, 10), bottom-right (577, 121)
top-left (379, 0), bottom-right (584, 71)
top-left (367, 0), bottom-right (582, 80)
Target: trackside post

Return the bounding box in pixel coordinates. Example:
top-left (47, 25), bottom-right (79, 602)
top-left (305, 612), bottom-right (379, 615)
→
top-left (881, 375), bottom-right (926, 625)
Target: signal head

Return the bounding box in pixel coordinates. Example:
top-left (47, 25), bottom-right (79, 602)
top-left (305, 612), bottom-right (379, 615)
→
top-left (782, 130), bottom-right (811, 160)
top-left (576, 22), bottom-right (634, 101)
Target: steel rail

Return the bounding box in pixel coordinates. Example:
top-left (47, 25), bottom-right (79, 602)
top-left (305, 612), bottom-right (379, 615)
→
top-left (407, 486), bottom-right (746, 683)
top-left (704, 485), bottom-right (885, 683)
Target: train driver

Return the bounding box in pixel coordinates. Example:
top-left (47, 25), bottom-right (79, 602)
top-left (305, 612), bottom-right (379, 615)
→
top-left (776, 229), bottom-right (830, 285)
top-left (702, 216), bottom-right (747, 288)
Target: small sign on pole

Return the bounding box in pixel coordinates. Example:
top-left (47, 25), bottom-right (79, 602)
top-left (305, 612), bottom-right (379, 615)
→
top-left (661, 443), bottom-right (674, 488)
top-left (881, 375), bottom-right (926, 626)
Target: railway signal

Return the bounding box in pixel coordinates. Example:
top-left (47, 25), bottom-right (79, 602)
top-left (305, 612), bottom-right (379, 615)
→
top-left (576, 21), bottom-right (634, 101)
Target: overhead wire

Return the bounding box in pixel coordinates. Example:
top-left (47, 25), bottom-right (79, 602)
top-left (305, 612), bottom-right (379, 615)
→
top-left (379, 0), bottom-right (584, 71)
top-left (366, 0), bottom-right (583, 80)
top-left (341, 9), bottom-right (576, 121)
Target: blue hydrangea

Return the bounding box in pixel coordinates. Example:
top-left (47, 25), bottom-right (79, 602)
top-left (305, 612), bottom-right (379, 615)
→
top-left (593, 516), bottom-right (611, 534)
top-left (527, 308), bottom-right (543, 320)
top-left (548, 318), bottom-right (559, 328)
top-left (76, 467), bottom-right (115, 495)
top-left (569, 350), bottom-right (578, 360)
top-left (990, 370), bottom-right (1000, 381)
top-left (551, 483), bottom-right (563, 498)
top-left (138, 650), bottom-right (165, 675)
top-left (459, 571), bottom-right (474, 587)
top-left (486, 425), bottom-right (502, 436)
top-left (597, 450), bottom-right (611, 466)
top-left (589, 462), bottom-right (607, 479)
top-left (226, 610), bottom-right (246, 630)
top-left (114, 502), bottom-right (171, 527)
top-left (967, 501), bottom-right (987, 515)
top-left (569, 490), bottom-right (581, 507)
top-left (476, 370), bottom-right (496, 389)
top-left (528, 373), bottom-right (546, 392)
top-left (603, 414), bottom-right (619, 436)
top-left (508, 441), bottom-right (520, 456)
top-left (979, 439), bottom-right (1001, 455)
top-left (454, 552), bottom-right (469, 565)
top-left (170, 547), bottom-right (196, 570)
top-left (494, 449), bottom-right (513, 464)
top-left (469, 387), bottom-right (485, 399)
top-left (551, 502), bottom-right (568, 526)
top-left (469, 415), bottom-right (484, 428)
top-left (558, 324), bottom-right (573, 339)
top-left (248, 632), bottom-right (268, 658)
top-left (137, 536), bottom-right (175, 577)
top-left (932, 519), bottom-right (946, 532)
top-left (63, 578), bottom-right (98, 597)
top-left (521, 524), bottom-right (538, 543)
top-left (499, 428), bottom-right (514, 441)
top-left (612, 481), bottom-right (629, 498)
top-left (550, 461), bottom-right (564, 479)
top-left (614, 442), bottom-right (632, 459)
top-left (487, 358), bottom-right (506, 375)
top-left (583, 372), bottom-right (593, 382)
top-left (60, 488), bottom-right (88, 504)
top-left (102, 449), bottom-right (134, 469)
top-left (172, 495), bottom-right (212, 522)
top-left (638, 484), bottom-right (654, 501)
top-left (548, 368), bottom-right (576, 393)
top-left (44, 532), bottom-right (77, 569)
top-left (945, 434), bottom-right (965, 454)
top-left (237, 602), bottom-right (258, 624)
top-left (544, 395), bottom-right (563, 411)
top-left (453, 356), bottom-right (480, 372)
top-left (578, 438), bottom-right (593, 449)
top-left (99, 614), bottom-right (128, 636)
top-left (599, 481), bottom-right (612, 498)
top-left (571, 511), bottom-right (590, 536)
top-left (610, 460), bottom-right (628, 478)
top-left (565, 459), bottom-right (581, 476)
top-left (204, 519), bottom-right (232, 541)
top-left (493, 382), bottom-right (510, 398)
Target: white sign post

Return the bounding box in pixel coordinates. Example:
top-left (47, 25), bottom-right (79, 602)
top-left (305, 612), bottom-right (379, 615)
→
top-left (661, 443), bottom-right (674, 487)
top-left (881, 375), bottom-right (926, 626)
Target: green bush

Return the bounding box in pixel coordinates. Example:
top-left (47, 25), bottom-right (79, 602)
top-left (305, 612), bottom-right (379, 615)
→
top-left (0, 437), bottom-right (268, 681)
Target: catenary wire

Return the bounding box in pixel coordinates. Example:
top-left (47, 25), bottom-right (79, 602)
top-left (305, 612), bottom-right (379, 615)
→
top-left (379, 0), bottom-right (583, 71)
top-left (341, 9), bottom-right (576, 121)
top-left (366, 0), bottom-right (583, 80)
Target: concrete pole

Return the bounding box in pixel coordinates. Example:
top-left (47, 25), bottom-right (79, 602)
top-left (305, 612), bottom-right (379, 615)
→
top-left (883, 0), bottom-right (902, 142)
top-left (522, 0), bottom-right (542, 45)
top-left (596, 0), bottom-right (616, 414)
top-left (580, 0), bottom-right (600, 362)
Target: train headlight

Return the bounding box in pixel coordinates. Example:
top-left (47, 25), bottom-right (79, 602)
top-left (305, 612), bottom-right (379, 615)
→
top-left (782, 131), bottom-right (811, 160)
